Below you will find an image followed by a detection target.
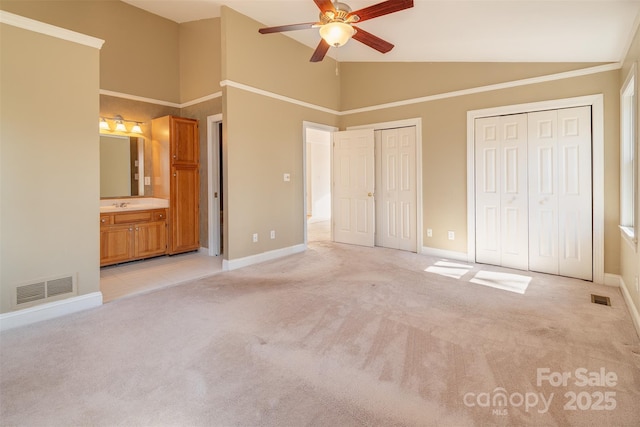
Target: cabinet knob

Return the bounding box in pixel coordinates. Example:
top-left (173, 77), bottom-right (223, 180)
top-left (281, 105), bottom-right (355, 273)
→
top-left (129, 227), bottom-right (133, 231)
top-left (101, 218), bottom-right (106, 223)
top-left (173, 154), bottom-right (176, 159)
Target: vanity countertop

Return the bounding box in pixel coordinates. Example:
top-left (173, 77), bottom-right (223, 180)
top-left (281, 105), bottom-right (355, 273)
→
top-left (100, 198), bottom-right (169, 213)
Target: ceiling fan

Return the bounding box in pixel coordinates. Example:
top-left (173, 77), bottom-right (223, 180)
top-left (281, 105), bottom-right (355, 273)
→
top-left (258, 0), bottom-right (414, 62)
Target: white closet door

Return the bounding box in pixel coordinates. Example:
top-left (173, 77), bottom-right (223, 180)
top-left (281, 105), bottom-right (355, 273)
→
top-left (500, 114), bottom-right (529, 270)
top-left (475, 114), bottom-right (528, 269)
top-left (528, 107), bottom-right (592, 280)
top-left (557, 107), bottom-right (592, 280)
top-left (375, 127), bottom-right (417, 252)
top-left (528, 110), bottom-right (560, 274)
top-left (475, 116), bottom-right (502, 266)
top-left (332, 129), bottom-right (375, 247)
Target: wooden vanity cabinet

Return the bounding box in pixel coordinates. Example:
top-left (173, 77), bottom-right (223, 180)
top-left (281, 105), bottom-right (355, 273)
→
top-left (152, 116), bottom-right (200, 255)
top-left (100, 209), bottom-right (167, 266)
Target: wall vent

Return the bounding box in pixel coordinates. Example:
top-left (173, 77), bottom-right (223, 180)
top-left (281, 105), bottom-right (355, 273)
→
top-left (591, 294), bottom-right (611, 306)
top-left (15, 274), bottom-right (76, 307)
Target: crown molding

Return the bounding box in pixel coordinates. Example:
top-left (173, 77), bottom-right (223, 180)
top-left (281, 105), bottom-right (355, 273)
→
top-left (102, 63), bottom-right (621, 114)
top-left (0, 11), bottom-right (104, 49)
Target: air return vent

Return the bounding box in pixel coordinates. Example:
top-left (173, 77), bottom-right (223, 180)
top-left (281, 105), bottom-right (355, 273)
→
top-left (15, 274), bottom-right (76, 307)
top-left (591, 294), bottom-right (611, 306)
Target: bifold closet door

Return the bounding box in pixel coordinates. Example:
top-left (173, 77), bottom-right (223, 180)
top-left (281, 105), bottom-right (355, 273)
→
top-left (374, 127), bottom-right (417, 252)
top-left (528, 106), bottom-right (592, 280)
top-left (475, 114), bottom-right (529, 270)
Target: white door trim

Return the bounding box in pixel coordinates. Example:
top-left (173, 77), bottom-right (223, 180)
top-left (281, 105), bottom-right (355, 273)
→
top-left (302, 121), bottom-right (338, 246)
top-left (466, 94), bottom-right (604, 284)
top-left (348, 118), bottom-right (424, 252)
top-left (207, 113), bottom-right (223, 256)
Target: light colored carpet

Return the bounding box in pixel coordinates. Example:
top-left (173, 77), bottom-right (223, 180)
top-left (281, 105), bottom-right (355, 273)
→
top-left (1, 240), bottom-right (639, 426)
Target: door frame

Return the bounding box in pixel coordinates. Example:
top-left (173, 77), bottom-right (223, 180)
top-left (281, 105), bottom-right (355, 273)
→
top-left (466, 94), bottom-right (604, 284)
top-left (348, 117), bottom-right (424, 252)
top-left (302, 121), bottom-right (338, 246)
top-left (207, 113), bottom-right (222, 256)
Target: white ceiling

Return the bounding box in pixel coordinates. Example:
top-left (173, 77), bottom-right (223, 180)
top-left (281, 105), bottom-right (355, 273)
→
top-left (123, 0), bottom-right (640, 62)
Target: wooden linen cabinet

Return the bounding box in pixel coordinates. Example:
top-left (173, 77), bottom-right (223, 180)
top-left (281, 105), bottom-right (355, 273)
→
top-left (152, 115), bottom-right (200, 255)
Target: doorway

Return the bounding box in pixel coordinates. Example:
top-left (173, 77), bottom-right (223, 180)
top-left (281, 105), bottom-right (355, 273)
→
top-left (207, 114), bottom-right (223, 256)
top-left (303, 122), bottom-right (336, 243)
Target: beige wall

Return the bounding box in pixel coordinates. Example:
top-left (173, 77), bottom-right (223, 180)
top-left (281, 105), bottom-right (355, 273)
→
top-left (340, 67), bottom-right (621, 275)
top-left (221, 7), bottom-right (339, 259)
top-left (620, 23), bottom-right (640, 320)
top-left (0, 0), bottom-right (181, 103)
top-left (221, 6), bottom-right (340, 111)
top-left (0, 22), bottom-right (101, 313)
top-left (180, 18), bottom-right (221, 104)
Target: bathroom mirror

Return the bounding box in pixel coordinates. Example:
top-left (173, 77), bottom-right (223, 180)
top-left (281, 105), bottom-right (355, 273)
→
top-left (100, 134), bottom-right (144, 198)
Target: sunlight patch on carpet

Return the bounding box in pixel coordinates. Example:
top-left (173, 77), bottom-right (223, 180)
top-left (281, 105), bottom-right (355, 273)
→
top-left (469, 271), bottom-right (531, 294)
top-left (425, 261), bottom-right (474, 279)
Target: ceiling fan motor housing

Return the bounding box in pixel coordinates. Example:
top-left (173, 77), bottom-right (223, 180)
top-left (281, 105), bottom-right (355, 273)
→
top-left (321, 2), bottom-right (359, 24)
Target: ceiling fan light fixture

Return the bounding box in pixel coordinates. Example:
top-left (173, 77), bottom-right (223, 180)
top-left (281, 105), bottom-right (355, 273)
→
top-left (319, 22), bottom-right (355, 47)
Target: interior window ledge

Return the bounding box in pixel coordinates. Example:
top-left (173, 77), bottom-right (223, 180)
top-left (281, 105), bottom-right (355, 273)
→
top-left (620, 225), bottom-right (638, 251)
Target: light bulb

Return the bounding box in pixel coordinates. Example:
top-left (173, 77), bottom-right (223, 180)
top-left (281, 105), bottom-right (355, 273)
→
top-left (319, 22), bottom-right (355, 47)
top-left (99, 118), bottom-right (110, 131)
top-left (115, 121), bottom-right (126, 132)
top-left (131, 123), bottom-right (143, 134)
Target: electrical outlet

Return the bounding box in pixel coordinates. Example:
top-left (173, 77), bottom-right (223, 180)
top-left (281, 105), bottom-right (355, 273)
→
top-left (283, 173), bottom-right (290, 182)
top-left (144, 176), bottom-right (151, 185)
top-left (448, 231), bottom-right (455, 240)
top-left (427, 228), bottom-right (433, 237)
top-left (270, 230), bottom-right (275, 239)
top-left (252, 233), bottom-right (258, 243)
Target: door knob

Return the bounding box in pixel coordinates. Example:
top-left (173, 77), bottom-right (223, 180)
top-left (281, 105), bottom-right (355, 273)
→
top-left (368, 192), bottom-right (373, 197)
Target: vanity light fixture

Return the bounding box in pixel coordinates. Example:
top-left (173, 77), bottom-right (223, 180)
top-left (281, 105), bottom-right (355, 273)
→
top-left (99, 115), bottom-right (144, 134)
top-left (99, 117), bottom-right (110, 131)
top-left (114, 116), bottom-right (127, 132)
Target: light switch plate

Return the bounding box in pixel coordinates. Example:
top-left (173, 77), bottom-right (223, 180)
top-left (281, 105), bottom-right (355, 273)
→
top-left (284, 173), bottom-right (290, 182)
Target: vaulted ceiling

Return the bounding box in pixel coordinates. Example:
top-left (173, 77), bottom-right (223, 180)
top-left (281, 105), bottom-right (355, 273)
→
top-left (123, 0), bottom-right (640, 62)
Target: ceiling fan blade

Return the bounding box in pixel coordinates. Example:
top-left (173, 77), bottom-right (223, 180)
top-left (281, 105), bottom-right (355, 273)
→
top-left (310, 39), bottom-right (331, 62)
top-left (352, 26), bottom-right (394, 53)
top-left (314, 0), bottom-right (336, 14)
top-left (258, 22), bottom-right (318, 34)
top-left (348, 0), bottom-right (414, 23)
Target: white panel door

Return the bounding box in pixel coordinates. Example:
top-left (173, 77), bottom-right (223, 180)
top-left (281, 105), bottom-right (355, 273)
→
top-left (528, 107), bottom-right (592, 280)
top-left (475, 116), bottom-right (502, 266)
top-left (500, 114), bottom-right (529, 270)
top-left (557, 106), bottom-right (592, 280)
top-left (475, 114), bottom-right (528, 269)
top-left (332, 129), bottom-right (375, 247)
top-left (375, 127), bottom-right (417, 252)
top-left (528, 110), bottom-right (560, 274)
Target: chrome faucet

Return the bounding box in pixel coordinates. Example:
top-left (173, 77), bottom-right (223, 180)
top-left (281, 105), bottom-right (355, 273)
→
top-left (112, 202), bottom-right (128, 208)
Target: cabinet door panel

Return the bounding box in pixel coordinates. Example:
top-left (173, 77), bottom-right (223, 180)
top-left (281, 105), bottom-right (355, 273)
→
top-left (136, 221), bottom-right (167, 258)
top-left (100, 225), bottom-right (133, 266)
top-left (171, 117), bottom-right (199, 165)
top-left (170, 166), bottom-right (199, 253)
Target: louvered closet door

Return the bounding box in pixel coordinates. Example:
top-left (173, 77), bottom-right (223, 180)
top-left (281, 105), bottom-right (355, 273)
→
top-left (475, 114), bottom-right (529, 270)
top-left (528, 107), bottom-right (592, 280)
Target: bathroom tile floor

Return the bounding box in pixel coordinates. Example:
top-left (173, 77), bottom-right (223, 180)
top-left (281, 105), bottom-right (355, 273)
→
top-left (100, 220), bottom-right (331, 303)
top-left (100, 251), bottom-right (223, 303)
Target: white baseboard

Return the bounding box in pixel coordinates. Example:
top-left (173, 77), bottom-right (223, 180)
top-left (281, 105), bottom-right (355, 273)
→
top-left (421, 246), bottom-right (469, 262)
top-left (619, 277), bottom-right (640, 340)
top-left (0, 292), bottom-right (103, 332)
top-left (603, 273), bottom-right (622, 287)
top-left (223, 244), bottom-right (306, 271)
